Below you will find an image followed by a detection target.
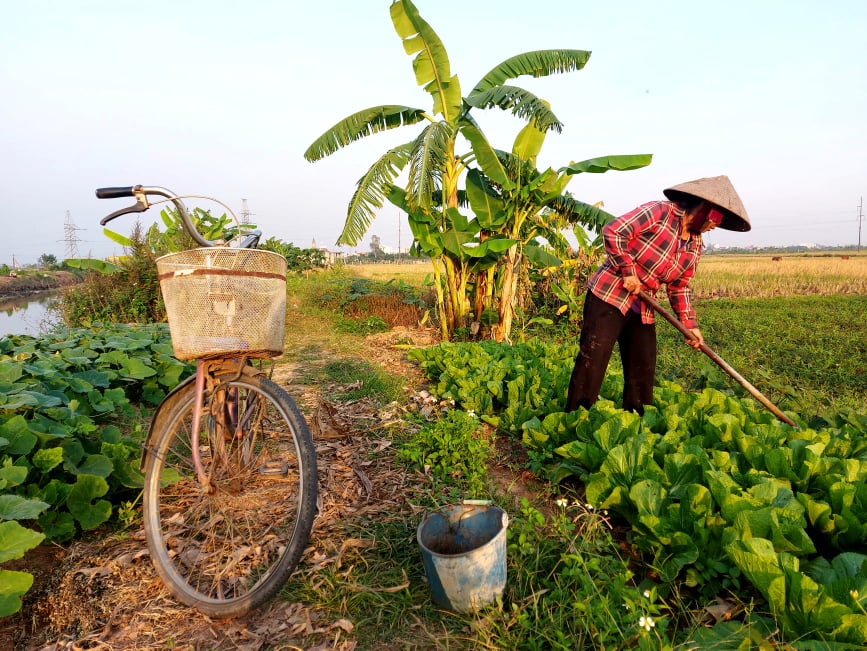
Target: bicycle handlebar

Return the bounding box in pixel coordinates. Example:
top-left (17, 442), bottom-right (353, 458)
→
top-left (95, 186), bottom-right (136, 199)
top-left (95, 185), bottom-right (260, 249)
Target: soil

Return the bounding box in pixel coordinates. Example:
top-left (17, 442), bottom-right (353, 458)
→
top-left (1, 324), bottom-right (548, 651)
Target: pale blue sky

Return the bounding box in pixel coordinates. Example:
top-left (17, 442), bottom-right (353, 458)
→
top-left (2, 0), bottom-right (866, 264)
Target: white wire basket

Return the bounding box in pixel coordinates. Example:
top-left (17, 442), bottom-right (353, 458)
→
top-left (156, 247), bottom-right (287, 360)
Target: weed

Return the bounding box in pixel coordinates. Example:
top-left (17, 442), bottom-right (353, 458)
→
top-left (397, 410), bottom-right (494, 499)
top-left (335, 315), bottom-right (390, 335)
top-left (61, 222), bottom-right (165, 326)
top-left (116, 493), bottom-right (142, 531)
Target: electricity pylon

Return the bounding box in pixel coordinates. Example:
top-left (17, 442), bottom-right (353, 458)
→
top-left (63, 211), bottom-right (83, 258)
top-left (240, 199), bottom-right (255, 225)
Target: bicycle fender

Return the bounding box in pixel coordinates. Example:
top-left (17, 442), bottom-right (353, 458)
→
top-left (140, 374), bottom-right (197, 471)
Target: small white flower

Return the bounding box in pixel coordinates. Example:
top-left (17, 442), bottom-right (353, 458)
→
top-left (643, 590), bottom-right (651, 599)
top-left (555, 498), bottom-right (568, 508)
top-left (585, 503), bottom-right (594, 511)
top-left (467, 409), bottom-right (476, 418)
top-left (639, 615), bottom-right (655, 632)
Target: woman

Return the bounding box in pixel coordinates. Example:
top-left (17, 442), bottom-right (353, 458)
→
top-left (565, 175), bottom-right (751, 414)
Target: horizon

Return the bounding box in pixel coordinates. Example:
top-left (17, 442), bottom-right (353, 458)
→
top-left (7, 240), bottom-right (867, 271)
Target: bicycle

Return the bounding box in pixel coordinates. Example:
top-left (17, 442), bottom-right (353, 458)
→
top-left (95, 185), bottom-right (318, 618)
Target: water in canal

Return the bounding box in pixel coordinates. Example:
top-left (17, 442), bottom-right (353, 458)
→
top-left (0, 291), bottom-right (64, 337)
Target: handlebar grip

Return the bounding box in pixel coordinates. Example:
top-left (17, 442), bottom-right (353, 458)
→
top-left (95, 186), bottom-right (136, 199)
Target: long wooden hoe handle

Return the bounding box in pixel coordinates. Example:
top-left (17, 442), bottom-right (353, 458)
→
top-left (637, 290), bottom-right (797, 427)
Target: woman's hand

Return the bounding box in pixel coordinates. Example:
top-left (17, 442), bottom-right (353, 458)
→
top-left (622, 275), bottom-right (642, 294)
top-left (685, 328), bottom-right (704, 349)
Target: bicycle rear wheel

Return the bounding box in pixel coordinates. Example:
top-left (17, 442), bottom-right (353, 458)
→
top-left (142, 373), bottom-right (317, 617)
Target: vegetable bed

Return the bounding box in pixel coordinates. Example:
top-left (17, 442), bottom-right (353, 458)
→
top-left (411, 339), bottom-right (867, 647)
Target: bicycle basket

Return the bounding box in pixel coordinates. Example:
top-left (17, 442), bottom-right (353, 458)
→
top-left (156, 248), bottom-right (287, 360)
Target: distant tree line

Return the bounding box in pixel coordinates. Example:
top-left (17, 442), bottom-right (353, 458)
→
top-left (1, 254), bottom-right (64, 276)
top-left (706, 244), bottom-right (862, 255)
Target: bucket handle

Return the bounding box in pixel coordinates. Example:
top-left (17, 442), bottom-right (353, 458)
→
top-left (423, 500), bottom-right (507, 534)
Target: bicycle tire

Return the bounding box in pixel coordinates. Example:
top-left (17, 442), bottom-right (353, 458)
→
top-left (142, 373), bottom-right (317, 617)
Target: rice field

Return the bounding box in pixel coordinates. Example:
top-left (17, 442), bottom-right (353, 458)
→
top-left (693, 252), bottom-right (867, 298)
top-left (347, 253), bottom-right (867, 299)
top-left (345, 261), bottom-right (432, 287)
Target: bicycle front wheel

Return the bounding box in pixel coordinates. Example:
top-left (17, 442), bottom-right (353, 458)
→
top-left (142, 374), bottom-right (317, 617)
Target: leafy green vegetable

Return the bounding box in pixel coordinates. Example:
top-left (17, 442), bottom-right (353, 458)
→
top-left (411, 338), bottom-right (867, 645)
top-left (0, 323), bottom-right (193, 613)
top-left (66, 474), bottom-right (112, 530)
top-left (0, 569), bottom-right (35, 617)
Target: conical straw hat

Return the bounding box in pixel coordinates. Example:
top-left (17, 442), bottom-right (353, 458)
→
top-left (663, 175), bottom-right (751, 232)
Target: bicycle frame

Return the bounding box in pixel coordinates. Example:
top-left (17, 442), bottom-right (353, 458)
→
top-left (96, 186), bottom-right (265, 484)
top-left (189, 357), bottom-right (255, 491)
top-left (138, 358), bottom-right (264, 474)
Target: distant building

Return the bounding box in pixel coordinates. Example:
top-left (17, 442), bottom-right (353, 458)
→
top-left (311, 238), bottom-right (344, 267)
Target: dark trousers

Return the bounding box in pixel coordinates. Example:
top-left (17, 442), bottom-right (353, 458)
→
top-left (565, 291), bottom-right (657, 414)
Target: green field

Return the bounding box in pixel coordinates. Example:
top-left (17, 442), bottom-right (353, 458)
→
top-left (396, 252), bottom-right (867, 648)
top-left (656, 294), bottom-right (867, 419)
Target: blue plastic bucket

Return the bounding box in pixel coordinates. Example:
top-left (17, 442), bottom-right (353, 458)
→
top-left (417, 502), bottom-right (509, 613)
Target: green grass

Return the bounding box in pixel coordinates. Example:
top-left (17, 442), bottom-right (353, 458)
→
top-left (397, 410), bottom-right (494, 499)
top-left (279, 413), bottom-right (683, 650)
top-left (280, 515), bottom-right (464, 649)
top-left (654, 295), bottom-right (867, 419)
top-left (323, 358), bottom-right (406, 406)
top-left (531, 293), bottom-right (866, 421)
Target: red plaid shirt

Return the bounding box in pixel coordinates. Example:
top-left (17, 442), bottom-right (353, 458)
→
top-left (587, 200), bottom-right (703, 327)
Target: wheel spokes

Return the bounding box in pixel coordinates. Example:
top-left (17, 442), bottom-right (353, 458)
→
top-left (154, 382), bottom-right (304, 602)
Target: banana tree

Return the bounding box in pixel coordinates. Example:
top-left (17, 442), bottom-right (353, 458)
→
top-left (303, 0), bottom-right (590, 339)
top-left (465, 119), bottom-right (652, 341)
top-left (388, 185), bottom-right (514, 333)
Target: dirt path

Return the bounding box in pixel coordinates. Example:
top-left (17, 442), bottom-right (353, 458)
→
top-left (1, 298), bottom-right (543, 650)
